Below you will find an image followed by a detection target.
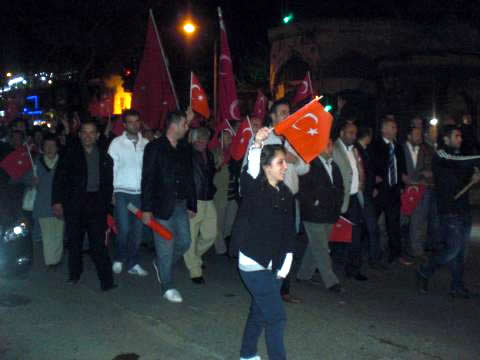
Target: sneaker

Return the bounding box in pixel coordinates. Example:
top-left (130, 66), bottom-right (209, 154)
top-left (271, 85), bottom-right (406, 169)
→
top-left (240, 356), bottom-right (261, 360)
top-left (163, 289), bottom-right (183, 303)
top-left (128, 264), bottom-right (148, 276)
top-left (152, 260), bottom-right (161, 283)
top-left (112, 261), bottom-right (123, 274)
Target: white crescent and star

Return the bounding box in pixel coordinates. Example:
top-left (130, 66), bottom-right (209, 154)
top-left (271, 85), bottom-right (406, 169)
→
top-left (292, 113), bottom-right (319, 136)
top-left (229, 99), bottom-right (240, 120)
top-left (299, 80), bottom-right (308, 95)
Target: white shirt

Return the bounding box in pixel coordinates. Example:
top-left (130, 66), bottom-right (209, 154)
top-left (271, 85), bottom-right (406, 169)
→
top-left (406, 142), bottom-right (419, 169)
top-left (339, 140), bottom-right (359, 194)
top-left (383, 137), bottom-right (397, 186)
top-left (318, 156), bottom-right (333, 183)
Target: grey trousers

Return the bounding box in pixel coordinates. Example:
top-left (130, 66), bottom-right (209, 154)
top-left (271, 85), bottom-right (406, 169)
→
top-left (297, 222), bottom-right (339, 289)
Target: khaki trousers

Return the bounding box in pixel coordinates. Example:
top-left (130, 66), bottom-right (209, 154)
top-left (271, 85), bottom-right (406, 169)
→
top-left (38, 217), bottom-right (65, 265)
top-left (184, 200), bottom-right (217, 278)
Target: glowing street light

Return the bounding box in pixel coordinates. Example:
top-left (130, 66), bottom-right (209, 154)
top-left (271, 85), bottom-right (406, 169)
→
top-left (6, 72), bottom-right (12, 78)
top-left (183, 21), bottom-right (196, 34)
top-left (430, 118), bottom-right (438, 126)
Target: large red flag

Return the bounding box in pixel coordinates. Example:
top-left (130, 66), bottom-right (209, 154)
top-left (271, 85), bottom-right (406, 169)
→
top-left (251, 90), bottom-right (268, 120)
top-left (291, 71), bottom-right (313, 106)
top-left (231, 117), bottom-right (253, 160)
top-left (274, 98), bottom-right (333, 163)
top-left (0, 145), bottom-right (33, 180)
top-left (88, 93), bottom-right (114, 118)
top-left (133, 10), bottom-right (178, 130)
top-left (217, 7), bottom-right (240, 126)
top-left (190, 72), bottom-right (210, 119)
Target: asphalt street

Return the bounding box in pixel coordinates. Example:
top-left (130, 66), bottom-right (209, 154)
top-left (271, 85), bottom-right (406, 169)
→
top-left (1, 238), bottom-right (479, 360)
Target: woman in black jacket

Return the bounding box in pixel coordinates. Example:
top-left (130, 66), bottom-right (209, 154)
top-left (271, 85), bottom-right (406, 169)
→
top-left (233, 127), bottom-right (295, 360)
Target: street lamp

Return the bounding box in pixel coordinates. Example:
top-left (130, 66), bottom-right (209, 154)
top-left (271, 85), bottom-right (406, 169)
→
top-left (183, 21), bottom-right (196, 35)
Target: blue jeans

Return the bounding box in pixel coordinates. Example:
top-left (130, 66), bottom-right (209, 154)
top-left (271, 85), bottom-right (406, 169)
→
top-left (114, 193), bottom-right (143, 270)
top-left (154, 200), bottom-right (192, 293)
top-left (421, 214), bottom-right (470, 291)
top-left (362, 195), bottom-right (380, 264)
top-left (424, 189), bottom-right (441, 250)
top-left (240, 270), bottom-right (287, 360)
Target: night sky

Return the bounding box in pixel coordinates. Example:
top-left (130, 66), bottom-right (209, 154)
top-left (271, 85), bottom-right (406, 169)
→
top-left (1, 0), bottom-right (479, 87)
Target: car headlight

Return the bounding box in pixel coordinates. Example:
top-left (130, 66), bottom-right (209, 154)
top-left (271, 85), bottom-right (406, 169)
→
top-left (4, 223), bottom-right (28, 243)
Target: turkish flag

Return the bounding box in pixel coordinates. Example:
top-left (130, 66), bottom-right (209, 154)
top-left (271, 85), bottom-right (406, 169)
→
top-left (291, 72), bottom-right (313, 106)
top-left (190, 72), bottom-right (210, 119)
top-left (88, 93), bottom-right (113, 118)
top-left (133, 10), bottom-right (178, 130)
top-left (231, 118), bottom-right (253, 160)
top-left (0, 145), bottom-right (33, 180)
top-left (251, 90), bottom-right (268, 120)
top-left (401, 184), bottom-right (426, 215)
top-left (111, 119), bottom-right (125, 137)
top-left (274, 98), bottom-right (333, 163)
top-left (329, 216), bottom-right (353, 243)
top-left (217, 7), bottom-right (240, 126)
top-left (208, 117), bottom-right (234, 150)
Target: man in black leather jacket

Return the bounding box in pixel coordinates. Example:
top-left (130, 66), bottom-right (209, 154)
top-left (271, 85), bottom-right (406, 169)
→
top-left (183, 127), bottom-right (217, 285)
top-left (141, 110), bottom-right (196, 303)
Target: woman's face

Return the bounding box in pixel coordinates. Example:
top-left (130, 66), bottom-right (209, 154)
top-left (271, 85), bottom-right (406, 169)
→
top-left (263, 150), bottom-right (288, 185)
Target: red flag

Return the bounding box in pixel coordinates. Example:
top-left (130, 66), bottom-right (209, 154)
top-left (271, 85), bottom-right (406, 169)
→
top-left (251, 90), bottom-right (268, 120)
top-left (217, 7), bottom-right (240, 125)
top-left (274, 98), bottom-right (333, 163)
top-left (190, 72), bottom-right (210, 119)
top-left (88, 93), bottom-right (113, 118)
top-left (111, 119), bottom-right (125, 136)
top-left (291, 72), bottom-right (313, 106)
top-left (0, 145), bottom-right (33, 180)
top-left (127, 203), bottom-right (173, 240)
top-left (329, 216), bottom-right (353, 243)
top-left (133, 10), bottom-right (178, 130)
top-left (231, 117), bottom-right (253, 160)
top-left (208, 118), bottom-right (235, 150)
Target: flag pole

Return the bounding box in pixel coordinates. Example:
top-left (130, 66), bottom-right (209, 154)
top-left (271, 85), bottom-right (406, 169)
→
top-left (307, 71), bottom-right (313, 95)
top-left (189, 71), bottom-right (193, 109)
top-left (149, 9), bottom-right (179, 109)
top-left (213, 39), bottom-right (218, 125)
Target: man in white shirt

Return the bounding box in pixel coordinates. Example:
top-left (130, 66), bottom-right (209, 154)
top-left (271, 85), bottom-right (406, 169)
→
top-left (108, 110), bottom-right (149, 276)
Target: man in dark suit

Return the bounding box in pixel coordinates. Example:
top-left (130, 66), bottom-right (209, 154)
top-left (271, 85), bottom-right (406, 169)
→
top-left (52, 120), bottom-right (115, 291)
top-left (297, 140), bottom-right (345, 293)
top-left (370, 117), bottom-right (410, 265)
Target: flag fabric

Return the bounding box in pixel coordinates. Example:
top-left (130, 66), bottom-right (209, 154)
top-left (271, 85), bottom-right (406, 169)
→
top-left (88, 93), bottom-right (113, 118)
top-left (208, 117), bottom-right (235, 150)
top-left (0, 145), bottom-right (33, 180)
top-left (231, 117), bottom-right (253, 160)
top-left (274, 98), bottom-right (333, 163)
top-left (133, 10), bottom-right (178, 130)
top-left (190, 72), bottom-right (210, 119)
top-left (329, 216), bottom-right (353, 243)
top-left (111, 119), bottom-right (125, 137)
top-left (401, 184), bottom-right (426, 215)
top-left (291, 72), bottom-right (313, 105)
top-left (251, 90), bottom-right (268, 120)
top-left (217, 7), bottom-right (240, 126)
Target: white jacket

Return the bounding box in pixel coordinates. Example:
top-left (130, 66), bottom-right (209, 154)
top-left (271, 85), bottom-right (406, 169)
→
top-left (108, 132), bottom-right (149, 194)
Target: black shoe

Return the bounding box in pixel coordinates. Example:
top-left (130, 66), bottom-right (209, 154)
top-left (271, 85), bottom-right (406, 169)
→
top-left (449, 288), bottom-right (477, 299)
top-left (67, 277), bottom-right (79, 285)
top-left (328, 283), bottom-right (346, 294)
top-left (353, 274), bottom-right (368, 281)
top-left (191, 277), bottom-right (205, 285)
top-left (101, 283), bottom-right (118, 292)
top-left (416, 270), bottom-right (428, 294)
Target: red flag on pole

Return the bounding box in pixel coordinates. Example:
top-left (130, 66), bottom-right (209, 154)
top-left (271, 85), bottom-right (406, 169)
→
top-left (88, 93), bottom-right (113, 118)
top-left (133, 9), bottom-right (179, 130)
top-left (190, 72), bottom-right (210, 119)
top-left (231, 117), bottom-right (253, 160)
top-left (291, 71), bottom-right (313, 106)
top-left (217, 7), bottom-right (240, 126)
top-left (274, 98), bottom-right (333, 163)
top-left (0, 145), bottom-right (33, 180)
top-left (251, 90), bottom-right (268, 120)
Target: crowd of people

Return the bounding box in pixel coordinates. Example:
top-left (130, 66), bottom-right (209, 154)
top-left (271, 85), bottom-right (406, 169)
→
top-left (0, 97), bottom-right (479, 360)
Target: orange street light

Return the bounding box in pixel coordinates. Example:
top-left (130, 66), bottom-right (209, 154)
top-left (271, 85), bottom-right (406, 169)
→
top-left (183, 21), bottom-right (196, 34)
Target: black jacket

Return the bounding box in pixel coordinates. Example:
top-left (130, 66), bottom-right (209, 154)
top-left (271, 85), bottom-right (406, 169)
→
top-left (141, 136), bottom-right (197, 219)
top-left (192, 149), bottom-right (216, 201)
top-left (232, 170), bottom-right (296, 271)
top-left (355, 142), bottom-right (375, 197)
top-left (370, 138), bottom-right (407, 195)
top-left (52, 139), bottom-right (113, 216)
top-left (299, 157), bottom-right (344, 224)
top-left (432, 146), bottom-right (480, 215)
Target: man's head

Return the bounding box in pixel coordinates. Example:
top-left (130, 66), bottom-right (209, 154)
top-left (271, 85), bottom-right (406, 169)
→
top-left (122, 109), bottom-right (141, 136)
top-left (441, 125), bottom-right (462, 150)
top-left (381, 118), bottom-right (398, 141)
top-left (407, 127), bottom-right (423, 146)
top-left (10, 130), bottom-right (24, 148)
top-left (357, 126), bottom-right (373, 146)
top-left (425, 125), bottom-right (438, 144)
top-left (410, 116), bottom-right (424, 130)
top-left (339, 122), bottom-right (357, 146)
top-left (221, 129), bottom-right (233, 147)
top-left (79, 120), bottom-right (99, 149)
top-left (251, 117), bottom-right (263, 133)
top-left (462, 114), bottom-right (472, 125)
top-left (190, 127), bottom-right (210, 153)
top-left (269, 98), bottom-right (290, 126)
top-left (320, 139), bottom-right (334, 159)
top-left (43, 134), bottom-right (59, 159)
top-left (165, 111), bottom-right (189, 140)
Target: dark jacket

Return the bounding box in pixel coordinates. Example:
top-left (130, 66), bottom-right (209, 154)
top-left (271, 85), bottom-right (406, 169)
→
top-left (141, 136), bottom-right (196, 219)
top-left (354, 142), bottom-right (375, 197)
top-left (432, 146), bottom-right (480, 215)
top-left (232, 171), bottom-right (296, 271)
top-left (299, 157), bottom-right (344, 224)
top-left (192, 149), bottom-right (216, 201)
top-left (52, 139), bottom-right (113, 216)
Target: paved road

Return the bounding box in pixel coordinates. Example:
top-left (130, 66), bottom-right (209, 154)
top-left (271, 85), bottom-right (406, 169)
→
top-left (1, 241), bottom-right (479, 360)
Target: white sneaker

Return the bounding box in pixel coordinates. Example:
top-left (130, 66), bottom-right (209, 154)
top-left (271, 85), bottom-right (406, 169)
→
top-left (112, 261), bottom-right (123, 274)
top-left (128, 264), bottom-right (148, 276)
top-left (152, 260), bottom-right (161, 283)
top-left (240, 356), bottom-right (261, 360)
top-left (163, 289), bottom-right (183, 303)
